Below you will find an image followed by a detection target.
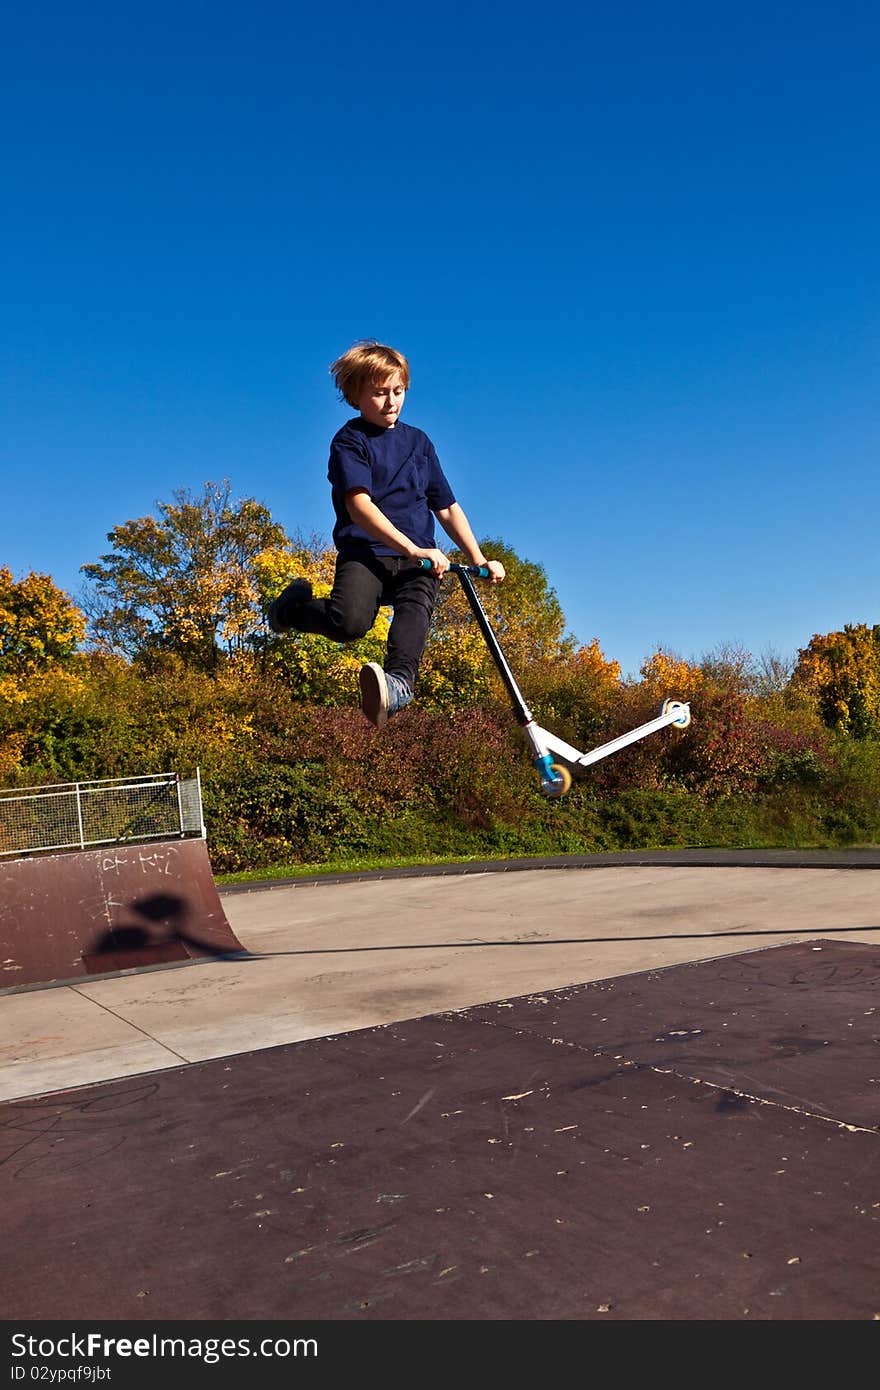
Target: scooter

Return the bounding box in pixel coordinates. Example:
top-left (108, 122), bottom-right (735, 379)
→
top-left (422, 560), bottom-right (691, 797)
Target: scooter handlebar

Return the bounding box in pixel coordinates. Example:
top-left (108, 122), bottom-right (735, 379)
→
top-left (415, 559), bottom-right (490, 579)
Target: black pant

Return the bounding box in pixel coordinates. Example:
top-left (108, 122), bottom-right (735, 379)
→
top-left (281, 552), bottom-right (439, 690)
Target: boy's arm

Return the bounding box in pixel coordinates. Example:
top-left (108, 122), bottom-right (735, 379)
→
top-left (344, 489), bottom-right (450, 576)
top-left (434, 503), bottom-right (506, 583)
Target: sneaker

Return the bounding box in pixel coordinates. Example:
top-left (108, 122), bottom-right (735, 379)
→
top-left (359, 663), bottom-right (413, 727)
top-left (267, 578), bottom-right (313, 634)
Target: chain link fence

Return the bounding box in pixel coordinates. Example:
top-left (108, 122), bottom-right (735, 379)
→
top-left (0, 772), bottom-right (205, 857)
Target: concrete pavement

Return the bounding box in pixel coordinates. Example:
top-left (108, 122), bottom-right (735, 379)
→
top-left (2, 856), bottom-right (879, 1103)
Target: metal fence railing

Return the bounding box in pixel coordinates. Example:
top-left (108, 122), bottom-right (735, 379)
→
top-left (0, 771), bottom-right (206, 857)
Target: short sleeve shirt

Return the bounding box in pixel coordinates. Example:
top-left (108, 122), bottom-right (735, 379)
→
top-left (327, 418), bottom-right (456, 555)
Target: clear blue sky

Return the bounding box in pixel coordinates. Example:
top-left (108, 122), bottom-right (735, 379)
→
top-left (2, 1), bottom-right (877, 677)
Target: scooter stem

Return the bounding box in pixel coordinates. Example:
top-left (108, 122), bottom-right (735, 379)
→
top-left (448, 564), bottom-right (534, 725)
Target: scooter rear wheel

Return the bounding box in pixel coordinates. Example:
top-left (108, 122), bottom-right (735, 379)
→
top-left (662, 699), bottom-right (692, 729)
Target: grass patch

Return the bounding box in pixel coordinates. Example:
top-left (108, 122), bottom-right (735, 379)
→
top-left (214, 849), bottom-right (517, 884)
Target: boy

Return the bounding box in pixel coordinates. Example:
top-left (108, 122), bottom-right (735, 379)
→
top-left (268, 340), bottom-right (505, 726)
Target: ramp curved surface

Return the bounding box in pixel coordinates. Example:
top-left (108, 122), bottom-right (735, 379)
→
top-left (0, 837), bottom-right (245, 988)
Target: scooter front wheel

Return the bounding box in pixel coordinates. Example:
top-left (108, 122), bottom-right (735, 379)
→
top-left (544, 763), bottom-right (572, 797)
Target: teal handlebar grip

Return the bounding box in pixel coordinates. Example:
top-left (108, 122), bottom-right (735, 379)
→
top-left (416, 558), bottom-right (490, 579)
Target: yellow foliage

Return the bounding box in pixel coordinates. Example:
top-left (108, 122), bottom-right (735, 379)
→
top-left (0, 729), bottom-right (27, 782)
top-left (0, 567), bottom-right (87, 702)
top-left (420, 629), bottom-right (495, 710)
top-left (574, 639), bottom-right (622, 687)
top-left (255, 544), bottom-right (337, 598)
top-left (640, 649), bottom-right (704, 699)
top-left (794, 625), bottom-right (880, 736)
top-left (207, 709), bottom-right (255, 747)
top-left (0, 675), bottom-right (29, 706)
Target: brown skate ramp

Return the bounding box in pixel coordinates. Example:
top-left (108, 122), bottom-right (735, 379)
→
top-left (2, 938), bottom-right (878, 1321)
top-left (0, 838), bottom-right (246, 989)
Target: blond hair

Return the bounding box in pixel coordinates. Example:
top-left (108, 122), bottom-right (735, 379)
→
top-left (329, 340), bottom-right (411, 407)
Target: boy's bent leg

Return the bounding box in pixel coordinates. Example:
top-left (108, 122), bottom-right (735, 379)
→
top-left (270, 557), bottom-right (383, 642)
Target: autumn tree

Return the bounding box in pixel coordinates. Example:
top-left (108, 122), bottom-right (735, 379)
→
top-left (0, 567), bottom-right (86, 701)
top-left (0, 568), bottom-right (88, 782)
top-left (793, 624), bottom-right (880, 737)
top-left (81, 481), bottom-right (290, 668)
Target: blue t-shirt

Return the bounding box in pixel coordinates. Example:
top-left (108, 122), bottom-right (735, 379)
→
top-left (327, 417), bottom-right (456, 556)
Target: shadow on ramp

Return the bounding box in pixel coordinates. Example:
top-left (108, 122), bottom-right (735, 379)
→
top-left (1, 838), bottom-right (246, 988)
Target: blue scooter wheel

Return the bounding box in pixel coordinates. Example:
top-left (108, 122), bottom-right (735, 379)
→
top-left (543, 763), bottom-right (572, 797)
